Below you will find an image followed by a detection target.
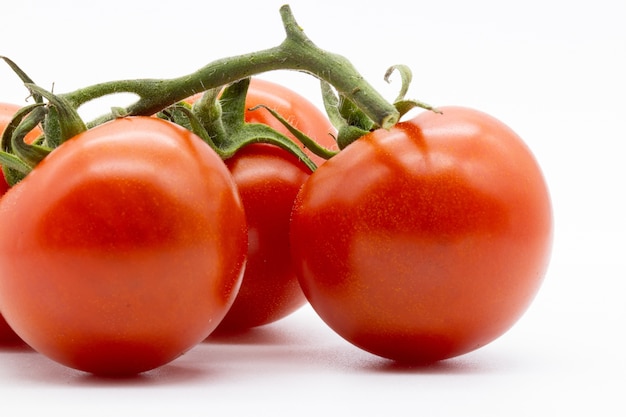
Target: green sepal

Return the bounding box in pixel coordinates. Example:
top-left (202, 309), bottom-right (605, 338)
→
top-left (1, 104), bottom-right (40, 153)
top-left (221, 121), bottom-right (318, 172)
top-left (0, 104), bottom-right (50, 185)
top-left (249, 104), bottom-right (338, 160)
top-left (0, 151), bottom-right (32, 186)
top-left (0, 56), bottom-right (43, 104)
top-left (321, 81), bottom-right (372, 149)
top-left (385, 65), bottom-right (441, 117)
top-left (160, 84), bottom-right (319, 171)
top-left (191, 78), bottom-right (318, 171)
top-left (25, 83), bottom-right (87, 145)
top-left (42, 106), bottom-right (62, 148)
top-left (393, 99), bottom-right (442, 118)
top-left (338, 95), bottom-right (376, 132)
top-left (160, 103), bottom-right (226, 159)
top-left (384, 64), bottom-right (412, 103)
top-left (10, 105), bottom-right (51, 168)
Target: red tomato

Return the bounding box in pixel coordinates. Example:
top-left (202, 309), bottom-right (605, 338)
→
top-left (0, 102), bottom-right (42, 344)
top-left (215, 143), bottom-right (311, 331)
top-left (0, 116), bottom-right (247, 374)
top-left (290, 106), bottom-right (553, 363)
top-left (208, 79), bottom-right (336, 332)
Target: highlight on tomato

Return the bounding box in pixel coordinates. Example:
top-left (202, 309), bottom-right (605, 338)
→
top-left (290, 106), bottom-right (553, 364)
top-left (0, 116), bottom-right (248, 375)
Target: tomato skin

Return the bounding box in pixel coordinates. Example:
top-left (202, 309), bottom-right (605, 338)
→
top-left (214, 143), bottom-right (310, 331)
top-left (290, 106), bottom-right (553, 363)
top-left (0, 117), bottom-right (247, 374)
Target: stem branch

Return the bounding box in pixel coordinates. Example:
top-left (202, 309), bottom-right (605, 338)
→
top-left (64, 5), bottom-right (398, 129)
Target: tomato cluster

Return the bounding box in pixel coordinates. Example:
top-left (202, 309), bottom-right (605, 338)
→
top-left (0, 6), bottom-right (552, 375)
top-left (0, 86), bottom-right (552, 374)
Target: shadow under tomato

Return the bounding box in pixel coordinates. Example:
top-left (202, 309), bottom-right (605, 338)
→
top-left (363, 355), bottom-right (489, 375)
top-left (0, 343), bottom-right (219, 386)
top-left (0, 338), bottom-right (33, 352)
top-left (205, 323), bottom-right (296, 346)
top-left (72, 362), bottom-right (214, 387)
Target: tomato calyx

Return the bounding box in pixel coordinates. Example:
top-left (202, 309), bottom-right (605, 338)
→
top-left (0, 56), bottom-right (92, 185)
top-left (0, 104), bottom-right (48, 185)
top-left (321, 81), bottom-right (375, 150)
top-left (0, 79), bottom-right (91, 185)
top-left (158, 78), bottom-right (322, 171)
top-left (384, 65), bottom-right (441, 119)
top-left (246, 104), bottom-right (339, 162)
top-left (26, 83), bottom-right (87, 146)
top-left (322, 65), bottom-right (440, 150)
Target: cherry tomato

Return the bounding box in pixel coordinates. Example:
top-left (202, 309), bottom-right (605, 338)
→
top-left (209, 79), bottom-right (336, 332)
top-left (290, 106), bottom-right (553, 363)
top-left (215, 143), bottom-right (311, 331)
top-left (0, 102), bottom-right (42, 344)
top-left (0, 116), bottom-right (247, 374)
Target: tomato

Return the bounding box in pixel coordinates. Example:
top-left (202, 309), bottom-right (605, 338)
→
top-left (290, 106), bottom-right (553, 363)
top-left (215, 143), bottom-right (311, 331)
top-left (208, 79), bottom-right (336, 332)
top-left (0, 102), bottom-right (42, 344)
top-left (0, 116), bottom-right (247, 374)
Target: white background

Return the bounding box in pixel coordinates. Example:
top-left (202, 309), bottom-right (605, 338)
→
top-left (1, 0), bottom-right (624, 415)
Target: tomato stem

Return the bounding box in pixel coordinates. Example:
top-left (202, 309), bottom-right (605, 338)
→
top-left (62, 5), bottom-right (399, 130)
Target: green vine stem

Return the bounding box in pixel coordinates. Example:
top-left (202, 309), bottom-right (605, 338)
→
top-left (62, 5), bottom-right (399, 130)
